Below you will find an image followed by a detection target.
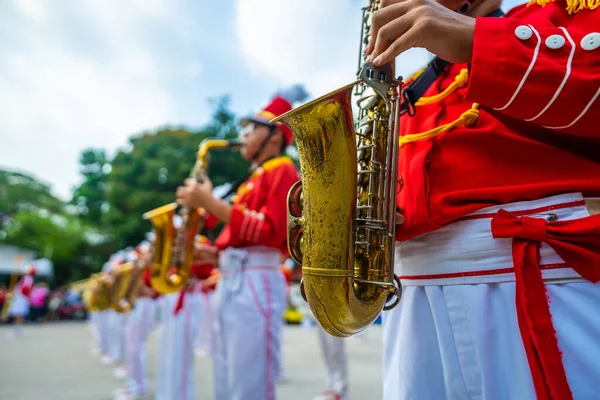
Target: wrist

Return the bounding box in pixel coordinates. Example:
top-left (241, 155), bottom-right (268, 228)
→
top-left (203, 196), bottom-right (219, 214)
top-left (460, 17), bottom-right (476, 63)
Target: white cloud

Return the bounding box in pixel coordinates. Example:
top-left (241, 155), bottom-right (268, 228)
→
top-left (14, 0), bottom-right (48, 23)
top-left (0, 1), bottom-right (195, 199)
top-left (235, 0), bottom-right (432, 99)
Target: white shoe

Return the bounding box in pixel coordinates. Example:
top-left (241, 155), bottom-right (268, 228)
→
top-left (113, 366), bottom-right (128, 379)
top-left (194, 348), bottom-right (210, 358)
top-left (113, 389), bottom-right (148, 400)
top-left (312, 391), bottom-right (345, 400)
top-left (101, 355), bottom-right (115, 365)
top-left (113, 388), bottom-right (147, 400)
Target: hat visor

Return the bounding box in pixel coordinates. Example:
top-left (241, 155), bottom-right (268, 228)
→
top-left (240, 115), bottom-right (275, 128)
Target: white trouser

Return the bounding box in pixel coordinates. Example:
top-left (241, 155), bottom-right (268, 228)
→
top-left (98, 310), bottom-right (111, 355)
top-left (109, 310), bottom-right (127, 362)
top-left (156, 291), bottom-right (200, 400)
top-left (383, 193), bottom-right (600, 399)
top-left (213, 247), bottom-right (287, 400)
top-left (124, 297), bottom-right (156, 396)
top-left (89, 311), bottom-right (100, 347)
top-left (194, 290), bottom-right (214, 353)
top-left (317, 325), bottom-right (348, 395)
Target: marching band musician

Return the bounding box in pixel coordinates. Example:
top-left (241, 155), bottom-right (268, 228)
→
top-left (113, 243), bottom-right (159, 400)
top-left (363, 0), bottom-right (600, 398)
top-left (106, 253), bottom-right (130, 369)
top-left (177, 86), bottom-right (306, 400)
top-left (154, 235), bottom-right (212, 400)
top-left (94, 261), bottom-right (114, 362)
top-left (7, 265), bottom-right (36, 338)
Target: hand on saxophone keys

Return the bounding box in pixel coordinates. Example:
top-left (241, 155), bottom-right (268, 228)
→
top-left (363, 0), bottom-right (499, 66)
top-left (396, 211), bottom-right (405, 225)
top-left (176, 177), bottom-right (214, 209)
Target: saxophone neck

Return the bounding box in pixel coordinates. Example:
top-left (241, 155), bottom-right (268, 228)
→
top-left (194, 138), bottom-right (242, 181)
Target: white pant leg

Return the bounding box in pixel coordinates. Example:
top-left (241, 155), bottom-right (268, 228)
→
top-left (155, 292), bottom-right (198, 400)
top-left (125, 298), bottom-right (156, 395)
top-left (195, 291), bottom-right (214, 353)
top-left (98, 310), bottom-right (111, 355)
top-left (212, 284), bottom-right (229, 400)
top-left (89, 311), bottom-right (101, 348)
top-left (213, 269), bottom-right (287, 400)
top-left (109, 311), bottom-right (127, 362)
top-left (383, 281), bottom-right (600, 400)
top-left (317, 326), bottom-right (348, 395)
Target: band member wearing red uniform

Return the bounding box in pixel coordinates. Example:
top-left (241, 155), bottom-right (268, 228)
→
top-left (154, 235), bottom-right (211, 400)
top-left (363, 0), bottom-right (600, 398)
top-left (177, 86), bottom-right (306, 400)
top-left (113, 244), bottom-right (159, 400)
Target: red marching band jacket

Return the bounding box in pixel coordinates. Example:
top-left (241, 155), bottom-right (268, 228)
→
top-left (205, 155), bottom-right (300, 253)
top-left (395, 1), bottom-right (600, 398)
top-left (173, 156), bottom-right (300, 315)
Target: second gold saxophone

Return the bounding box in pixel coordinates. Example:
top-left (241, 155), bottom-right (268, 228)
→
top-left (143, 138), bottom-right (241, 294)
top-left (273, 1), bottom-right (402, 337)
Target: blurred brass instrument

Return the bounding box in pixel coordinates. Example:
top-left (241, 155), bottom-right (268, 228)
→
top-left (84, 273), bottom-right (111, 312)
top-left (109, 262), bottom-right (140, 313)
top-left (143, 139), bottom-right (241, 294)
top-left (273, 0), bottom-right (402, 337)
top-left (111, 247), bottom-right (152, 313)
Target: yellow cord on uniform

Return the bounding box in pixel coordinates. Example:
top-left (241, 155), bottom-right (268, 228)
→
top-left (527, 0), bottom-right (599, 14)
top-left (415, 68), bottom-right (469, 106)
top-left (399, 104), bottom-right (480, 147)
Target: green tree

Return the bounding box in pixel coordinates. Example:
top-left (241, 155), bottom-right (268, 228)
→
top-left (105, 98), bottom-right (249, 248)
top-left (0, 170), bottom-right (64, 223)
top-left (0, 169), bottom-right (115, 285)
top-left (71, 149), bottom-right (110, 226)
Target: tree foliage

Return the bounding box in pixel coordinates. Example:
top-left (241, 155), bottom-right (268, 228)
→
top-left (70, 149), bottom-right (110, 226)
top-left (1, 96), bottom-right (248, 285)
top-left (0, 170), bottom-right (64, 223)
top-left (104, 96), bottom-right (249, 248)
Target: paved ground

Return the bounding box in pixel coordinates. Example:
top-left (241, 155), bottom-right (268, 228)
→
top-left (0, 321), bottom-right (382, 400)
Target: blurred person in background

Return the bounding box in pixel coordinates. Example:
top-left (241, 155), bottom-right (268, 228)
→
top-left (29, 282), bottom-right (50, 322)
top-left (8, 265), bottom-right (36, 337)
top-left (0, 283), bottom-right (7, 317)
top-left (113, 243), bottom-right (160, 400)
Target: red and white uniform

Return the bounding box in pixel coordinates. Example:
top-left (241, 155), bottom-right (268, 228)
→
top-left (155, 243), bottom-right (211, 400)
top-left (385, 2), bottom-right (600, 399)
top-left (207, 155), bottom-right (299, 400)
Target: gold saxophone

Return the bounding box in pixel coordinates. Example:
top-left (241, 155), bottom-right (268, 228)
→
top-left (112, 247), bottom-right (152, 313)
top-left (273, 0), bottom-right (402, 337)
top-left (143, 139), bottom-right (241, 294)
top-left (84, 273), bottom-right (111, 312)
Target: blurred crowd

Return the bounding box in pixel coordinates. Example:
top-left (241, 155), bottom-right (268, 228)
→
top-left (0, 282), bottom-right (87, 323)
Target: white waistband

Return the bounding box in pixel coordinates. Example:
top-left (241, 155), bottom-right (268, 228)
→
top-left (396, 193), bottom-right (590, 286)
top-left (219, 246), bottom-right (281, 270)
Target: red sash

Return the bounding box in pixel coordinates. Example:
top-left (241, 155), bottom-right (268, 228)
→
top-left (491, 210), bottom-right (600, 400)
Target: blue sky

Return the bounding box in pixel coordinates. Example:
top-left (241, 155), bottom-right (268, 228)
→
top-left (0, 0), bottom-right (524, 199)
